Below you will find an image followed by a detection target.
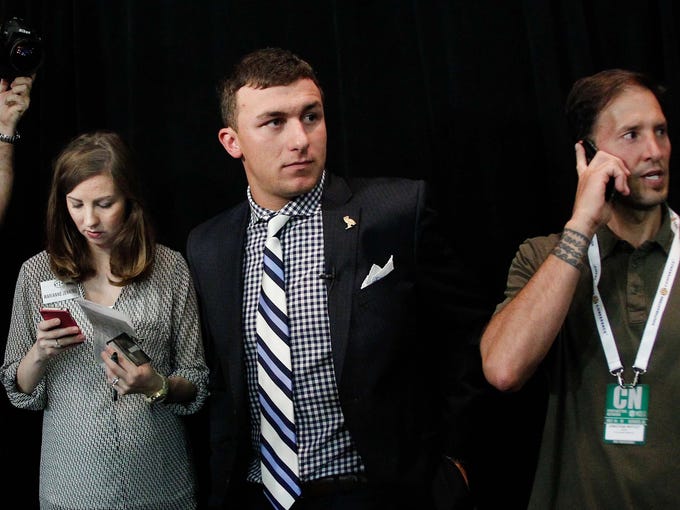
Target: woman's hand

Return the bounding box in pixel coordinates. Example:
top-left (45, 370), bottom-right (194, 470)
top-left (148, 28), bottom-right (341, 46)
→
top-left (100, 346), bottom-right (164, 398)
top-left (35, 317), bottom-right (84, 361)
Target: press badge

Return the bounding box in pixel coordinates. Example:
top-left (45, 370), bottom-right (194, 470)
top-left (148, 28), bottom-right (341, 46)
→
top-left (40, 279), bottom-right (79, 305)
top-left (603, 383), bottom-right (649, 445)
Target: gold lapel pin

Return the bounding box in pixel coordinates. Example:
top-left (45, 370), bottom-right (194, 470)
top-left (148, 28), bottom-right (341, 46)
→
top-left (343, 215), bottom-right (356, 230)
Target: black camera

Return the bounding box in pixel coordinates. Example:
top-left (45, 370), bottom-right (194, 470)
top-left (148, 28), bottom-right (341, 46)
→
top-left (0, 17), bottom-right (43, 79)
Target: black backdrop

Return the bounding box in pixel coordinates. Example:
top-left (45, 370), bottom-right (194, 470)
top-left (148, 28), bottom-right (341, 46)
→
top-left (2, 1), bottom-right (680, 508)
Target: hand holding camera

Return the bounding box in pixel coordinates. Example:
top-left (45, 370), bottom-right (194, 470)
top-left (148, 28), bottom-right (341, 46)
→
top-left (0, 17), bottom-right (42, 142)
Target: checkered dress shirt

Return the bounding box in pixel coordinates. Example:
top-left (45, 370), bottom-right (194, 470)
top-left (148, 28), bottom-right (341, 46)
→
top-left (244, 172), bottom-right (365, 483)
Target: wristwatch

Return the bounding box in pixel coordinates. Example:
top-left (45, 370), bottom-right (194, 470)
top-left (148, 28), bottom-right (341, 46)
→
top-left (144, 373), bottom-right (169, 404)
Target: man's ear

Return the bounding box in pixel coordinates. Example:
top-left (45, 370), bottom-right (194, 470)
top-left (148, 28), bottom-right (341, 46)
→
top-left (218, 127), bottom-right (242, 159)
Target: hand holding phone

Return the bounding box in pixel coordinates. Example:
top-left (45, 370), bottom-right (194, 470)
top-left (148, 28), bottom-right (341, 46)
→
top-left (582, 139), bottom-right (615, 201)
top-left (107, 332), bottom-right (151, 366)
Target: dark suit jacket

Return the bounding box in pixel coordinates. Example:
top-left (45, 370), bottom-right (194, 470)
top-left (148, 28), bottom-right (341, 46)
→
top-left (186, 173), bottom-right (482, 509)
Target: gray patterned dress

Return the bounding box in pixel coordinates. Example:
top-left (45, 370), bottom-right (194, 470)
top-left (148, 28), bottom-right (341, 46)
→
top-left (1, 245), bottom-right (209, 510)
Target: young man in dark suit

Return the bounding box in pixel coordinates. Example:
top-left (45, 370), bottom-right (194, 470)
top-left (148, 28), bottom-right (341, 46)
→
top-left (187, 47), bottom-right (484, 510)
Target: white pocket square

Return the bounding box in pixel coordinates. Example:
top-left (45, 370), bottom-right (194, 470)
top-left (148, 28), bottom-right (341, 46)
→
top-left (360, 255), bottom-right (394, 289)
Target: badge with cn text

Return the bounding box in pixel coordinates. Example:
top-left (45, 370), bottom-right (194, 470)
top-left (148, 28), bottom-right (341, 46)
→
top-left (603, 383), bottom-right (649, 445)
top-left (40, 279), bottom-right (79, 305)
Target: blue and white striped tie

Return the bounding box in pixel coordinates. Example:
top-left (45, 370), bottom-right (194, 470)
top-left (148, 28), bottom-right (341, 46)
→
top-left (256, 214), bottom-right (301, 509)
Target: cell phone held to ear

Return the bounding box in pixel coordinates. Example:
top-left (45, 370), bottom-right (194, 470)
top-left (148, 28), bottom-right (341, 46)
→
top-left (107, 332), bottom-right (151, 366)
top-left (39, 307), bottom-right (80, 329)
top-left (583, 139), bottom-right (615, 202)
top-left (583, 138), bottom-right (598, 164)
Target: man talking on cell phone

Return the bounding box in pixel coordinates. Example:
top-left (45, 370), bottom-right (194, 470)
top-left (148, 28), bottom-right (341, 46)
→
top-left (480, 68), bottom-right (679, 509)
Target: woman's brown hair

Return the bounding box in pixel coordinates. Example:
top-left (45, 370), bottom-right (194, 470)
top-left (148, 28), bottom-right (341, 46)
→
top-left (46, 131), bottom-right (155, 285)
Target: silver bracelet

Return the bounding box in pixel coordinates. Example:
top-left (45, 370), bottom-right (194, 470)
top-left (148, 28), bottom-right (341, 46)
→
top-left (0, 130), bottom-right (20, 144)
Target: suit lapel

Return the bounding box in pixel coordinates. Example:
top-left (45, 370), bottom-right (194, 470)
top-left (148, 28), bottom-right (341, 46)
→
top-left (205, 205), bottom-right (250, 410)
top-left (322, 174), bottom-right (359, 383)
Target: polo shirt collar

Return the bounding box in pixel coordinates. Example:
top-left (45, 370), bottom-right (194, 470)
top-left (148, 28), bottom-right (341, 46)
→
top-left (597, 204), bottom-right (674, 258)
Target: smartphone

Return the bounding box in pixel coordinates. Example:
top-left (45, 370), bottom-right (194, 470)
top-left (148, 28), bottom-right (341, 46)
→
top-left (583, 138), bottom-right (598, 164)
top-left (39, 307), bottom-right (80, 329)
top-left (107, 332), bottom-right (151, 366)
top-left (583, 139), bottom-right (615, 201)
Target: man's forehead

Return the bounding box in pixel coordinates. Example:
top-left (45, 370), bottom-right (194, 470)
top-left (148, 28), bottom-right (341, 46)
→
top-left (596, 86), bottom-right (665, 128)
top-left (237, 79), bottom-right (322, 110)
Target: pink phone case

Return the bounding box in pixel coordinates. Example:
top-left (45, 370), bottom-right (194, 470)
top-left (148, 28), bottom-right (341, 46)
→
top-left (39, 307), bottom-right (79, 329)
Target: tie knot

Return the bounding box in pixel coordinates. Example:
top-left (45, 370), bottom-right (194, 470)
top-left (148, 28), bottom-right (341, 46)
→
top-left (267, 214), bottom-right (290, 239)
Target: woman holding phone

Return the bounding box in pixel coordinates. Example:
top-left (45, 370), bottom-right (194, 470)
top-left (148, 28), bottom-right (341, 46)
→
top-left (0, 131), bottom-right (208, 509)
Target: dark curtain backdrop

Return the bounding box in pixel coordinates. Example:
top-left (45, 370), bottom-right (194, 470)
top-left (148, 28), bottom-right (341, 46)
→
top-left (2, 1), bottom-right (679, 508)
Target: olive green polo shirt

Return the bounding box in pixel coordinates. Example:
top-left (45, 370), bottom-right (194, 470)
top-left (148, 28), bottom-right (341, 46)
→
top-left (496, 206), bottom-right (680, 509)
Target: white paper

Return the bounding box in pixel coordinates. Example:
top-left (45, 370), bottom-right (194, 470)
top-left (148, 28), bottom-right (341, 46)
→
top-left (75, 298), bottom-right (137, 364)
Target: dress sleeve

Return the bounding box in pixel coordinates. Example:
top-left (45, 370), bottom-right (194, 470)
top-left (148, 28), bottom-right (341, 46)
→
top-left (1, 261), bottom-right (48, 410)
top-left (163, 250), bottom-right (209, 415)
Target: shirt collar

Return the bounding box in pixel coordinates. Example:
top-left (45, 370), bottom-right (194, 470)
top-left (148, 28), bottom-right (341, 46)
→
top-left (597, 204), bottom-right (674, 258)
top-left (247, 170), bottom-right (326, 225)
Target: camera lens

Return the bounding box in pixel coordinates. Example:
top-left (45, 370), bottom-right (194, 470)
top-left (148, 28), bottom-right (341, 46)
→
top-left (8, 39), bottom-right (43, 74)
